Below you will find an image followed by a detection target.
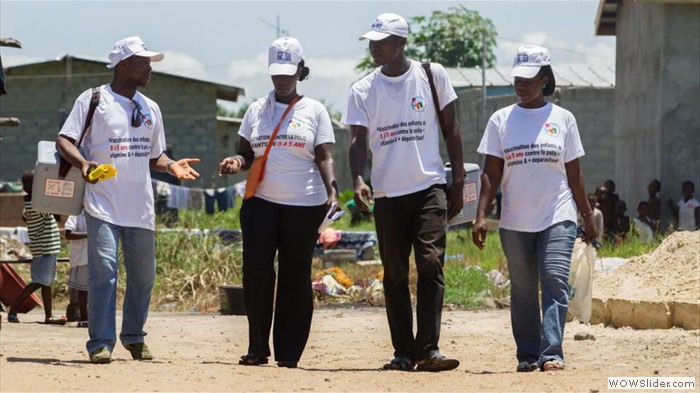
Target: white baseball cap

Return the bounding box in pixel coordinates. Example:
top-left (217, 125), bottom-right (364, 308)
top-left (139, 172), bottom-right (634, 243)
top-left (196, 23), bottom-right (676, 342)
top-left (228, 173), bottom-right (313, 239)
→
top-left (107, 36), bottom-right (164, 68)
top-left (510, 45), bottom-right (551, 79)
top-left (268, 37), bottom-right (303, 76)
top-left (359, 13), bottom-right (408, 41)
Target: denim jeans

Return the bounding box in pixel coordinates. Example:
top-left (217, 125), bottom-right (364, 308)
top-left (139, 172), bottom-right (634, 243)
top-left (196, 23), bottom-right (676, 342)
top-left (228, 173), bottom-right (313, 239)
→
top-left (499, 220), bottom-right (576, 367)
top-left (85, 213), bottom-right (156, 354)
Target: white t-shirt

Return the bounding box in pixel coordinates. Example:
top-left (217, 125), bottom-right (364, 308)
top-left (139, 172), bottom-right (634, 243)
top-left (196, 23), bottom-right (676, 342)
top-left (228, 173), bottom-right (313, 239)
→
top-left (59, 84), bottom-right (166, 230)
top-left (478, 103), bottom-right (585, 232)
top-left (238, 94), bottom-right (334, 206)
top-left (65, 213), bottom-right (88, 268)
top-left (343, 60), bottom-right (458, 198)
top-left (677, 198), bottom-right (700, 230)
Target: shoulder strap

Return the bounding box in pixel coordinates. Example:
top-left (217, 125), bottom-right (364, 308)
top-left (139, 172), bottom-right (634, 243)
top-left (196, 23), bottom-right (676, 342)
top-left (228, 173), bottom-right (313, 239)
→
top-left (421, 62), bottom-right (446, 132)
top-left (75, 87), bottom-right (101, 148)
top-left (58, 87), bottom-right (100, 178)
top-left (260, 95), bottom-right (302, 160)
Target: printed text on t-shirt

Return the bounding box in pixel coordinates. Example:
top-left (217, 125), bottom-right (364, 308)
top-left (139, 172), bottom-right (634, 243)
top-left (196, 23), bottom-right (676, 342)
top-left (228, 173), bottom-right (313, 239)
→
top-left (504, 142), bottom-right (562, 168)
top-left (108, 137), bottom-right (151, 158)
top-left (377, 120), bottom-right (426, 146)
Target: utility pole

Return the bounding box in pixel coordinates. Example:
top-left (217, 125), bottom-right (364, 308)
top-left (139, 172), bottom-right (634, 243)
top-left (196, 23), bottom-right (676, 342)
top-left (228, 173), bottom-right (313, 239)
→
top-left (259, 16), bottom-right (287, 39)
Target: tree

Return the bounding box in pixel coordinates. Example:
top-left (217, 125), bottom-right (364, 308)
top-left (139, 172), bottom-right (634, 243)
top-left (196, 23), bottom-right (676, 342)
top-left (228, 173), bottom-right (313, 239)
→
top-left (355, 6), bottom-right (497, 73)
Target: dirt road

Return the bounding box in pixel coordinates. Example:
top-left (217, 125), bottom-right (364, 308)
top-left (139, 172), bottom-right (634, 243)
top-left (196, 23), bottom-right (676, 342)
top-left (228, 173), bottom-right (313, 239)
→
top-left (1, 307), bottom-right (698, 392)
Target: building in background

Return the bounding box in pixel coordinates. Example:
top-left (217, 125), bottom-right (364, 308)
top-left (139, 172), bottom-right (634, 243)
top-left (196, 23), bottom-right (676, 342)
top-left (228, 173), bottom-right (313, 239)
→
top-left (596, 0), bottom-right (700, 226)
top-left (0, 55), bottom-right (245, 189)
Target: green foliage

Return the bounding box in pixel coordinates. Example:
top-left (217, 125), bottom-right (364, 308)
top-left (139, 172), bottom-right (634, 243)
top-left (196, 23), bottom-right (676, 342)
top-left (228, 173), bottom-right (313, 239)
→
top-left (597, 233), bottom-right (664, 259)
top-left (443, 262), bottom-right (492, 308)
top-left (356, 6), bottom-right (497, 73)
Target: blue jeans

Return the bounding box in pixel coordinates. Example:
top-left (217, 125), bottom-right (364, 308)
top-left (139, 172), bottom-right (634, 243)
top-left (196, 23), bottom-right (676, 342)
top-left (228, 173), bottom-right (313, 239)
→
top-left (499, 221), bottom-right (576, 367)
top-left (85, 213), bottom-right (156, 354)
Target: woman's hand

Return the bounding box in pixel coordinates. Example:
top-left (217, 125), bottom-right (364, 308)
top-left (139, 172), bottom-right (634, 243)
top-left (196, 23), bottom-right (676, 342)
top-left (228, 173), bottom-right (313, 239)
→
top-left (326, 187), bottom-right (339, 211)
top-left (582, 215), bottom-right (598, 244)
top-left (218, 156), bottom-right (243, 176)
top-left (471, 217), bottom-right (489, 250)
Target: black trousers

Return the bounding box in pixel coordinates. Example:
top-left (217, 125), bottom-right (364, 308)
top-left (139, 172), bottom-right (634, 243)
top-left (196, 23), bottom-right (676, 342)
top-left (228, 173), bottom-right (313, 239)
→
top-left (373, 185), bottom-right (448, 362)
top-left (239, 197), bottom-right (326, 362)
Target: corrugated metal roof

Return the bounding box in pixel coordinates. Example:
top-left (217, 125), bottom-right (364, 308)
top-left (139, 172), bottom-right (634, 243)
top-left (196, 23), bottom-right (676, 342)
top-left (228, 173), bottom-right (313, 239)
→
top-left (446, 65), bottom-right (615, 88)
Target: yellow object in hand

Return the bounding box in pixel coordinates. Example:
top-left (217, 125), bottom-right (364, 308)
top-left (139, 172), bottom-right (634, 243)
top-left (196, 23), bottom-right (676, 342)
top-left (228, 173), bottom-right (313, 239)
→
top-left (88, 164), bottom-right (117, 182)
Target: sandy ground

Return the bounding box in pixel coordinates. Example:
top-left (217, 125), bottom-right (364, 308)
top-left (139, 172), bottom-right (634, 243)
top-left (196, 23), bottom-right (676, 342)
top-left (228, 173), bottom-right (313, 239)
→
top-left (1, 306), bottom-right (699, 393)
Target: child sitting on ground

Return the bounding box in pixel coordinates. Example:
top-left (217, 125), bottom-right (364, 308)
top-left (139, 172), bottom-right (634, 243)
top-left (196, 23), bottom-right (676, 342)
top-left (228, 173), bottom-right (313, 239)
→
top-left (667, 181), bottom-right (700, 231)
top-left (608, 200), bottom-right (631, 245)
top-left (7, 171), bottom-right (66, 325)
top-left (632, 201), bottom-right (656, 242)
top-left (64, 211), bottom-right (89, 328)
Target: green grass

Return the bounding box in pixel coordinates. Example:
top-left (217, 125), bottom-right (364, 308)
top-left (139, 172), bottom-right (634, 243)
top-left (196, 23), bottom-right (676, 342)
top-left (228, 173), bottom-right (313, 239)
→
top-left (597, 234), bottom-right (664, 259)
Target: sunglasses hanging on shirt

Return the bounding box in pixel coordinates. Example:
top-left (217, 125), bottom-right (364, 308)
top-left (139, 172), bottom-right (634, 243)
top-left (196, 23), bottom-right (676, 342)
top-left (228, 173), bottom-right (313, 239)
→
top-left (131, 99), bottom-right (144, 128)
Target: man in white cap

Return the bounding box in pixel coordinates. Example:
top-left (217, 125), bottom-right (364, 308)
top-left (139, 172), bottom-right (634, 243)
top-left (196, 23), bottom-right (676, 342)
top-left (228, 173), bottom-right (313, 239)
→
top-left (57, 36), bottom-right (200, 364)
top-left (344, 13), bottom-right (464, 372)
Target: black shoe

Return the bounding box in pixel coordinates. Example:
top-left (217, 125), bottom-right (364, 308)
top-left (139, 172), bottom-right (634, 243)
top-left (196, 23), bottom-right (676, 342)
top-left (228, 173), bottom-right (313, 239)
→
top-left (516, 361), bottom-right (539, 372)
top-left (277, 360), bottom-right (298, 368)
top-left (239, 354), bottom-right (268, 366)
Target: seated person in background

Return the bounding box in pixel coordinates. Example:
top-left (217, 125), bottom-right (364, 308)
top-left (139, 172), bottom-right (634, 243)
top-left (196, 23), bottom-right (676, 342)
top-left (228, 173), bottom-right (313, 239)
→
top-left (608, 200), bottom-right (631, 245)
top-left (595, 185), bottom-right (611, 236)
top-left (632, 201), bottom-right (656, 242)
top-left (587, 193), bottom-right (604, 239)
top-left (647, 180), bottom-right (661, 224)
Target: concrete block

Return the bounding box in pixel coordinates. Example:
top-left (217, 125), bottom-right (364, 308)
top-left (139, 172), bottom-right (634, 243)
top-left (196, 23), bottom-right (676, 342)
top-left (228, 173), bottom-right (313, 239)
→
top-left (608, 299), bottom-right (635, 328)
top-left (673, 302), bottom-right (700, 330)
top-left (590, 297), bottom-right (610, 325)
top-left (633, 300), bottom-right (673, 329)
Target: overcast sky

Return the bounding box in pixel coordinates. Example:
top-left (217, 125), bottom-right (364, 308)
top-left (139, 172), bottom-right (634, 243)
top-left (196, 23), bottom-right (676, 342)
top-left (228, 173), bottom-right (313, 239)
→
top-left (1, 0), bottom-right (615, 115)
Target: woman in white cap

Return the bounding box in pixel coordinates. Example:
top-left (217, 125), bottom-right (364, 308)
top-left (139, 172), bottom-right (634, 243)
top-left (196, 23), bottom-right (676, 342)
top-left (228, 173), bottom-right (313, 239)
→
top-left (472, 45), bottom-right (597, 372)
top-left (219, 36), bottom-right (338, 369)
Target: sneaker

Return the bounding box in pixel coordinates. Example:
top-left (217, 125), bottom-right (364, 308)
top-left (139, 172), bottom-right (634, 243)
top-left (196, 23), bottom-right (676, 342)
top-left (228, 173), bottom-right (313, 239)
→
top-left (7, 313), bottom-right (19, 323)
top-left (123, 343), bottom-right (153, 360)
top-left (89, 347), bottom-right (112, 364)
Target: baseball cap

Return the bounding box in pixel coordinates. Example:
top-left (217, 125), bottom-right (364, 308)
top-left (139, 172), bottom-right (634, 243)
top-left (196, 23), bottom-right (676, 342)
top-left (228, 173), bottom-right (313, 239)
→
top-left (510, 45), bottom-right (551, 79)
top-left (268, 37), bottom-right (303, 76)
top-left (107, 36), bottom-right (164, 68)
top-left (359, 13), bottom-right (408, 41)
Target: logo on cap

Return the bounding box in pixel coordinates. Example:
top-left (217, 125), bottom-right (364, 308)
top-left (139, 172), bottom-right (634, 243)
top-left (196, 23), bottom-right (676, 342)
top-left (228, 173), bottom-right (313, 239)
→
top-left (516, 53), bottom-right (529, 65)
top-left (277, 51), bottom-right (292, 61)
top-left (371, 20), bottom-right (384, 30)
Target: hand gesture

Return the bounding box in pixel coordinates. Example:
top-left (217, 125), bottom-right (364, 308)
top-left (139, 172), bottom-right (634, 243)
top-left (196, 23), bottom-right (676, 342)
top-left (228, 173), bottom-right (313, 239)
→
top-left (170, 158), bottom-right (201, 181)
top-left (218, 156), bottom-right (243, 176)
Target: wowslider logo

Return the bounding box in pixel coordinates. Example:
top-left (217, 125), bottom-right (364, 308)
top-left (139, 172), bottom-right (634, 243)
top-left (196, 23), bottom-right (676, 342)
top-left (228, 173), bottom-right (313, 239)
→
top-left (608, 377), bottom-right (696, 390)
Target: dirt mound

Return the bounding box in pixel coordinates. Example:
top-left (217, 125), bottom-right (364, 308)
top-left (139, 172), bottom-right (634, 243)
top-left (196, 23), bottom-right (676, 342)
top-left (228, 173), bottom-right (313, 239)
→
top-left (594, 231), bottom-right (700, 303)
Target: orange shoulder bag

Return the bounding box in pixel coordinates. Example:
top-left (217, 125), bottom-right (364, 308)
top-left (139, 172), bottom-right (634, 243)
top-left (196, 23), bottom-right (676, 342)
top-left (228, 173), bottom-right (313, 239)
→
top-left (244, 95), bottom-right (302, 199)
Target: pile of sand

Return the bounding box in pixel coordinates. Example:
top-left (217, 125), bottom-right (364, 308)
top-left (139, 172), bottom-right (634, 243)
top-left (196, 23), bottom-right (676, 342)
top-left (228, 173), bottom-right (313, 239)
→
top-left (594, 231), bottom-right (700, 303)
